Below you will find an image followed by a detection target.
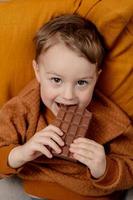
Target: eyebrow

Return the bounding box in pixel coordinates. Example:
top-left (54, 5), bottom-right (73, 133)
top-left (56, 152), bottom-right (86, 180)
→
top-left (46, 72), bottom-right (94, 79)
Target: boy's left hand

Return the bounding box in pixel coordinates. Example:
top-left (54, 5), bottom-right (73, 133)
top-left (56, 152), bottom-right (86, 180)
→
top-left (69, 138), bottom-right (106, 179)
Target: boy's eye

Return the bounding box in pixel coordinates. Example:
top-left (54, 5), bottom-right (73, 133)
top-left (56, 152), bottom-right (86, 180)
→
top-left (51, 77), bottom-right (62, 84)
top-left (77, 80), bottom-right (88, 86)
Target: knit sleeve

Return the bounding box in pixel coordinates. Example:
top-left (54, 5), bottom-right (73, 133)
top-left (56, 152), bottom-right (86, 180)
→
top-left (0, 96), bottom-right (28, 176)
top-left (90, 123), bottom-right (133, 195)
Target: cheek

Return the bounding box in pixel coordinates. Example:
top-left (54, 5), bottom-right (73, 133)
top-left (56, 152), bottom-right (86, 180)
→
top-left (79, 88), bottom-right (95, 106)
top-left (40, 84), bottom-right (57, 103)
top-left (80, 93), bottom-right (92, 105)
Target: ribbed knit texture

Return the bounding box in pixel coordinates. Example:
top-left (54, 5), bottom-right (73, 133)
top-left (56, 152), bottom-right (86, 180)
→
top-left (0, 79), bottom-right (133, 200)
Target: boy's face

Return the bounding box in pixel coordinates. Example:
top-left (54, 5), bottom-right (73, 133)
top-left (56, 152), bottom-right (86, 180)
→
top-left (33, 43), bottom-right (98, 116)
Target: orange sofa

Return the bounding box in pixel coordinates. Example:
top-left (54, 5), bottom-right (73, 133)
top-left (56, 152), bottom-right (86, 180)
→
top-left (0, 0), bottom-right (133, 122)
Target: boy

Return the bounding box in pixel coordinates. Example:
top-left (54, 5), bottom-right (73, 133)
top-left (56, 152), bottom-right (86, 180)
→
top-left (0, 14), bottom-right (133, 200)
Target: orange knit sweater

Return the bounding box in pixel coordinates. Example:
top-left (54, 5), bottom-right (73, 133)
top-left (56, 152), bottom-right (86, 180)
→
top-left (0, 79), bottom-right (133, 200)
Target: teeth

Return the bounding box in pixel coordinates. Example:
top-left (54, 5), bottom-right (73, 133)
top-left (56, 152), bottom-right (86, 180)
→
top-left (56, 102), bottom-right (76, 107)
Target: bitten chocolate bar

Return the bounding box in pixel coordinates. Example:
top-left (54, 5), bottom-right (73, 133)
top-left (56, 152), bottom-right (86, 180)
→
top-left (52, 105), bottom-right (92, 161)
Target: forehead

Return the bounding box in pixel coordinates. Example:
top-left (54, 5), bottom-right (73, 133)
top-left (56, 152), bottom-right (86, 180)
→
top-left (38, 43), bottom-right (97, 77)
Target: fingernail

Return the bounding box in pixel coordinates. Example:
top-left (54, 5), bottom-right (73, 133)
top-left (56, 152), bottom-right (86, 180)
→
top-left (60, 132), bottom-right (64, 136)
top-left (57, 149), bottom-right (61, 153)
top-left (49, 154), bottom-right (53, 158)
top-left (61, 141), bottom-right (64, 146)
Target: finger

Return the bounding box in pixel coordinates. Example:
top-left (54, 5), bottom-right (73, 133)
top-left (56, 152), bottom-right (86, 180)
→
top-left (44, 124), bottom-right (64, 136)
top-left (69, 146), bottom-right (93, 159)
top-left (37, 131), bottom-right (64, 146)
top-left (48, 132), bottom-right (64, 146)
top-left (70, 142), bottom-right (104, 156)
top-left (73, 138), bottom-right (103, 149)
top-left (73, 153), bottom-right (92, 166)
top-left (42, 137), bottom-right (62, 154)
top-left (35, 143), bottom-right (53, 158)
top-left (70, 142), bottom-right (95, 152)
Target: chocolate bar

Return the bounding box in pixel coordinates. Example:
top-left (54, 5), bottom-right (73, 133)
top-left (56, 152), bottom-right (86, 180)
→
top-left (52, 105), bottom-right (92, 161)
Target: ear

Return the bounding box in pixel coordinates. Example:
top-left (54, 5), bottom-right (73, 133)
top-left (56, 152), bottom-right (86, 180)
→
top-left (32, 60), bottom-right (40, 83)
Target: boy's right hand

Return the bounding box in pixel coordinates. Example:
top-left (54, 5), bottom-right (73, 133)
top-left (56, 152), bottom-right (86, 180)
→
top-left (8, 125), bottom-right (64, 168)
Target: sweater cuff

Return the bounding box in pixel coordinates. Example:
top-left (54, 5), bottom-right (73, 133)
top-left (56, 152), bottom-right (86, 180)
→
top-left (0, 144), bottom-right (21, 176)
top-left (90, 156), bottom-right (119, 189)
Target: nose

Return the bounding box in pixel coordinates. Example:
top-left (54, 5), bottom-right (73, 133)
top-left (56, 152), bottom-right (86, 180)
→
top-left (62, 85), bottom-right (75, 100)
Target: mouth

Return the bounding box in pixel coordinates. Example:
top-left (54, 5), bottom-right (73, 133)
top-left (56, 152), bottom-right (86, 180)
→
top-left (53, 102), bottom-right (78, 116)
top-left (56, 102), bottom-right (77, 108)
